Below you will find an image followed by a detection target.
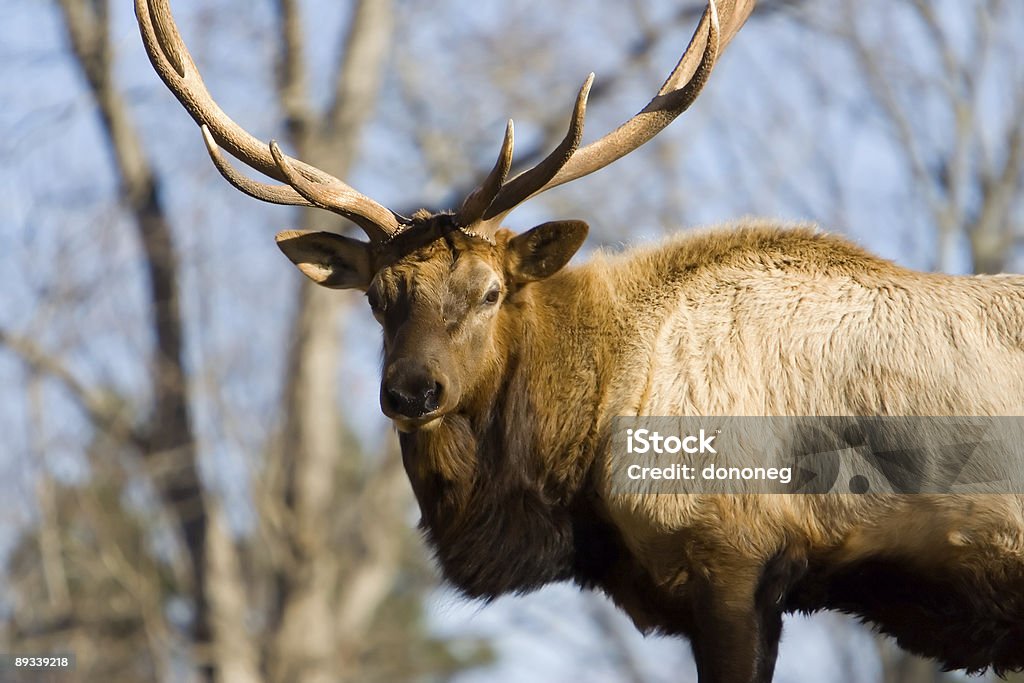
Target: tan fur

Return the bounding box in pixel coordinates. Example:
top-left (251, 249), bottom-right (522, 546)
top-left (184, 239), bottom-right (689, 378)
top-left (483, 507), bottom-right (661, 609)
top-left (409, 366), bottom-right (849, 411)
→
top-left (563, 222), bottom-right (1024, 588)
top-left (143, 0), bottom-right (1024, 674)
top-left (391, 219), bottom-right (1024, 679)
top-left (312, 217), bottom-right (1024, 681)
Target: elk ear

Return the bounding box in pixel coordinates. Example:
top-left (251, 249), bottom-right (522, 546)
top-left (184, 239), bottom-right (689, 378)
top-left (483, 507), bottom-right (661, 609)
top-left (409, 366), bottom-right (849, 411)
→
top-left (507, 220), bottom-right (588, 283)
top-left (275, 230), bottom-right (373, 290)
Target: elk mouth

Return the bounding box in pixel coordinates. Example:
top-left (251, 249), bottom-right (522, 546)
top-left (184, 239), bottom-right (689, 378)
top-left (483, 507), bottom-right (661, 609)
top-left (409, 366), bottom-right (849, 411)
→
top-left (391, 413), bottom-right (445, 433)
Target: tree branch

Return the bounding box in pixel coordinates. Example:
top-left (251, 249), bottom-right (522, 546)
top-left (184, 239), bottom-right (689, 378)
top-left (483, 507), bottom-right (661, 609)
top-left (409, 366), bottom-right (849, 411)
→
top-left (56, 0), bottom-right (212, 678)
top-left (0, 327), bottom-right (146, 450)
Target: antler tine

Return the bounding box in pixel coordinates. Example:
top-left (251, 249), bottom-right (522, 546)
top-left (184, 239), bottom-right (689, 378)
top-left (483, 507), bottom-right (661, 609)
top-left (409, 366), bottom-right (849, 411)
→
top-left (469, 0), bottom-right (755, 230)
top-left (203, 131), bottom-right (395, 242)
top-left (269, 142), bottom-right (394, 242)
top-left (481, 74), bottom-right (593, 223)
top-left (135, 0), bottom-right (402, 241)
top-left (543, 0), bottom-right (722, 191)
top-left (457, 120), bottom-right (515, 227)
top-left (201, 126), bottom-right (317, 208)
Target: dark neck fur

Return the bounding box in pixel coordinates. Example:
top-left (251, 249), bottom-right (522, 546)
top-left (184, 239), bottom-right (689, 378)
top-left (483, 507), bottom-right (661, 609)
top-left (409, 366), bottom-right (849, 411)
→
top-left (397, 286), bottom-right (618, 599)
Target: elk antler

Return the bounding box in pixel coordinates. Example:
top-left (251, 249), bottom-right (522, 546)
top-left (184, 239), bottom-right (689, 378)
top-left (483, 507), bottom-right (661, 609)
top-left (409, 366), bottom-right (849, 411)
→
top-left (135, 0), bottom-right (405, 242)
top-left (458, 120), bottom-right (515, 226)
top-left (459, 0), bottom-right (756, 234)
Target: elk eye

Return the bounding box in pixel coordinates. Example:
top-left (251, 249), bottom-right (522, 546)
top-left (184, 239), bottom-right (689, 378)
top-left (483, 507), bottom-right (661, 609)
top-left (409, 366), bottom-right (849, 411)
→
top-left (482, 288), bottom-right (501, 306)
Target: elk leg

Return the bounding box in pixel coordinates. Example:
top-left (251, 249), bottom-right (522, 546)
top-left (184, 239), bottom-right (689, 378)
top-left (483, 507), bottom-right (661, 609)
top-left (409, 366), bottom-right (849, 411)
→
top-left (748, 545), bottom-right (805, 682)
top-left (689, 574), bottom-right (784, 683)
top-left (753, 606), bottom-right (783, 682)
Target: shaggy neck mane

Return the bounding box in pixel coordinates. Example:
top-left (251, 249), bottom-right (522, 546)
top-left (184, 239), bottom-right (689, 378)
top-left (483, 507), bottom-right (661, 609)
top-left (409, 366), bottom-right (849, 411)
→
top-left (397, 276), bottom-right (623, 599)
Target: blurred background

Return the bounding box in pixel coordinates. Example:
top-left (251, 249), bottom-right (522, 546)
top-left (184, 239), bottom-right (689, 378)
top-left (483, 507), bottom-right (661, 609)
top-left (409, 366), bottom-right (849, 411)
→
top-left (1, 0), bottom-right (1022, 681)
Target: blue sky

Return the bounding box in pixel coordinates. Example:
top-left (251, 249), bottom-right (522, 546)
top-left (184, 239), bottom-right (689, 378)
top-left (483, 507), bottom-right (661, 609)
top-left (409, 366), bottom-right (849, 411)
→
top-left (1, 0), bottom-right (1021, 680)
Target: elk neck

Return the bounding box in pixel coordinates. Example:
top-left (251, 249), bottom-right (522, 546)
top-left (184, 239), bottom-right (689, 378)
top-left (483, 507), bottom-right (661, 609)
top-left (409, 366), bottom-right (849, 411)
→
top-left (396, 266), bottom-right (625, 599)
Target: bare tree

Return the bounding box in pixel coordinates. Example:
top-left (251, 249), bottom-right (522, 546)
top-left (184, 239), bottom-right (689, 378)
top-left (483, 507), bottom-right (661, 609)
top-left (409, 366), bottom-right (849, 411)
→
top-left (1, 1), bottom-right (487, 681)
top-left (53, 0), bottom-right (218, 678)
top-left (5, 1), bottom-right (1019, 682)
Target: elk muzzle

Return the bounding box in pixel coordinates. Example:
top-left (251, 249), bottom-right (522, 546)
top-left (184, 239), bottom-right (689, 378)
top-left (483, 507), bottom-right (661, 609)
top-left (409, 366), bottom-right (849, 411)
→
top-left (381, 358), bottom-right (451, 429)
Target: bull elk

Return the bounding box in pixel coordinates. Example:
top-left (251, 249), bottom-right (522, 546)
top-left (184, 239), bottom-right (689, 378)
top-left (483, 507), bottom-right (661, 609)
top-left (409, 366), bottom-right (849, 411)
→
top-left (136, 0), bottom-right (1024, 681)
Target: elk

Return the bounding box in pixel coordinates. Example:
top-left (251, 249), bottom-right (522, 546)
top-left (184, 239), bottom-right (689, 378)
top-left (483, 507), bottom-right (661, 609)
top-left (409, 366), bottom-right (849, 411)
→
top-left (136, 1), bottom-right (1024, 681)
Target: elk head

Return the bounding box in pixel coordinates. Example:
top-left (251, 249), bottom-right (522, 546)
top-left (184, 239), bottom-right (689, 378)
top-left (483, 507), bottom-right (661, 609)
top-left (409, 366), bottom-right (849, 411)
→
top-left (135, 0), bottom-right (754, 432)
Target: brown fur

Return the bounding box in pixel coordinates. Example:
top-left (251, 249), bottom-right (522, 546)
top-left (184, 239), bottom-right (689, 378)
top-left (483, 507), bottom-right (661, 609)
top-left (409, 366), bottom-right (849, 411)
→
top-left (289, 217), bottom-right (1024, 683)
top-left (142, 0), bottom-right (974, 677)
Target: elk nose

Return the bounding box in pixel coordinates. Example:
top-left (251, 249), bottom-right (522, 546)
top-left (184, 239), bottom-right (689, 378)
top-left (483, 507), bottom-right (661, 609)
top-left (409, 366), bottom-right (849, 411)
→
top-left (384, 373), bottom-right (444, 418)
